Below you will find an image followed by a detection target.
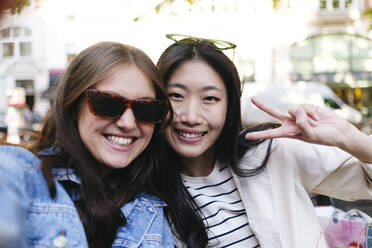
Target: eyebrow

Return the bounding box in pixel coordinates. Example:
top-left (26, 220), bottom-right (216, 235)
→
top-left (167, 82), bottom-right (224, 92)
top-left (97, 90), bottom-right (156, 100)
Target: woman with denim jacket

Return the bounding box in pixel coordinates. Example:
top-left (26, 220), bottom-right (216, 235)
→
top-left (154, 35), bottom-right (372, 248)
top-left (0, 41), bottom-right (174, 248)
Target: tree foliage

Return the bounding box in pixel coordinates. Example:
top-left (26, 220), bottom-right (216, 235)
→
top-left (1, 0), bottom-right (30, 15)
top-left (363, 9), bottom-right (372, 30)
top-left (272, 0), bottom-right (280, 10)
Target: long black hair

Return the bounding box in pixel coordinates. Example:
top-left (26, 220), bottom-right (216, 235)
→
top-left (33, 41), bottom-right (171, 248)
top-left (156, 39), bottom-right (274, 247)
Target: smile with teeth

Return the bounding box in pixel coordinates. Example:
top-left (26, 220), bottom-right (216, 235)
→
top-left (106, 135), bottom-right (134, 146)
top-left (176, 130), bottom-right (206, 139)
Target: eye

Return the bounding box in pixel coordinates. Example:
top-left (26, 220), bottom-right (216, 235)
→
top-left (203, 96), bottom-right (220, 102)
top-left (168, 92), bottom-right (183, 101)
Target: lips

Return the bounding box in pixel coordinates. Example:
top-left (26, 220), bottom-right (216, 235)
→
top-left (105, 134), bottom-right (137, 146)
top-left (174, 129), bottom-right (207, 143)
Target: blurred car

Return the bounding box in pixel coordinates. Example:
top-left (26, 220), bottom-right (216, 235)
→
top-left (241, 82), bottom-right (362, 125)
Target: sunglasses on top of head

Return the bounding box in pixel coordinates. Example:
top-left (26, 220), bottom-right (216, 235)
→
top-left (166, 33), bottom-right (237, 51)
top-left (84, 89), bottom-right (169, 124)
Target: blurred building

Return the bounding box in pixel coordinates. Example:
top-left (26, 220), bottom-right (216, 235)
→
top-left (1, 0), bottom-right (372, 132)
top-left (148, 0), bottom-right (372, 130)
top-left (0, 0), bottom-right (168, 143)
top-left (0, 0), bottom-right (167, 123)
top-left (0, 0), bottom-right (49, 119)
top-left (285, 0), bottom-right (372, 130)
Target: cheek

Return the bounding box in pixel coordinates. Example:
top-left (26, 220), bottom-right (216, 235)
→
top-left (169, 101), bottom-right (182, 116)
top-left (211, 103), bottom-right (228, 130)
top-left (77, 103), bottom-right (109, 142)
top-left (140, 124), bottom-right (155, 144)
top-left (77, 104), bottom-right (91, 138)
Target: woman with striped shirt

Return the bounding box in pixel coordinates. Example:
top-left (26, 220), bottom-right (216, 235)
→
top-left (155, 35), bottom-right (372, 248)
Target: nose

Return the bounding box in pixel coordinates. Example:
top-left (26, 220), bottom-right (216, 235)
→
top-left (116, 108), bottom-right (137, 130)
top-left (177, 98), bottom-right (202, 125)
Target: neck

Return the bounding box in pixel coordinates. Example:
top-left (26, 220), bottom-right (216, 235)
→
top-left (181, 147), bottom-right (216, 177)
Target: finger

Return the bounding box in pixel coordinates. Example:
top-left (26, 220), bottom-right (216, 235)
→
top-left (245, 127), bottom-right (285, 140)
top-left (251, 96), bottom-right (289, 121)
top-left (289, 105), bottom-right (318, 126)
top-left (288, 107), bottom-right (315, 137)
top-left (300, 104), bottom-right (321, 121)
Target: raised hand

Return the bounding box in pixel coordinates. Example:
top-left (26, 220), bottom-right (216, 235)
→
top-left (244, 96), bottom-right (357, 147)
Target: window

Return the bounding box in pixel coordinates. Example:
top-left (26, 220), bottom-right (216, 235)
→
top-left (2, 42), bottom-right (14, 57)
top-left (20, 42), bottom-right (31, 56)
top-left (0, 26), bottom-right (32, 58)
top-left (24, 28), bottom-right (31, 36)
top-left (16, 80), bottom-right (34, 94)
top-left (13, 27), bottom-right (21, 37)
top-left (16, 80), bottom-right (35, 110)
top-left (1, 28), bottom-right (10, 38)
top-left (345, 0), bottom-right (352, 8)
top-left (320, 0), bottom-right (327, 9)
top-left (332, 0), bottom-right (340, 9)
top-left (319, 0), bottom-right (354, 11)
top-left (290, 33), bottom-right (372, 82)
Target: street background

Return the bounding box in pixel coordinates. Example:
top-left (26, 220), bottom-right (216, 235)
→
top-left (2, 0), bottom-right (372, 140)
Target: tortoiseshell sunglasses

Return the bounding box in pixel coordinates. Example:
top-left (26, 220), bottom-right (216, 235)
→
top-left (85, 89), bottom-right (169, 124)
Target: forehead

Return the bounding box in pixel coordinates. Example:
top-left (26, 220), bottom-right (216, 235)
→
top-left (94, 64), bottom-right (155, 98)
top-left (167, 59), bottom-right (226, 92)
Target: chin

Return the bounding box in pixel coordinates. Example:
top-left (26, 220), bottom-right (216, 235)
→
top-left (176, 149), bottom-right (204, 159)
top-left (104, 159), bottom-right (131, 169)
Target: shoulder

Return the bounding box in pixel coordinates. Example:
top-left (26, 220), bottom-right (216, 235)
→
top-left (238, 137), bottom-right (305, 170)
top-left (0, 145), bottom-right (45, 196)
top-left (239, 138), bottom-right (276, 168)
top-left (137, 193), bottom-right (167, 207)
top-left (115, 193), bottom-right (173, 247)
top-left (270, 138), bottom-right (333, 158)
top-left (0, 146), bottom-right (44, 215)
top-left (0, 145), bottom-right (41, 182)
top-left (241, 137), bottom-right (315, 161)
top-left (240, 137), bottom-right (344, 171)
top-left (121, 193), bottom-right (167, 218)
top-left (0, 145), bottom-right (40, 169)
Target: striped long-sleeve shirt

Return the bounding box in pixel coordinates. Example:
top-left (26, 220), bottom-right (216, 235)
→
top-left (182, 162), bottom-right (260, 248)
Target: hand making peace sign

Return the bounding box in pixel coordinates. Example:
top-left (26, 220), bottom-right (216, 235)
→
top-left (245, 97), bottom-right (363, 147)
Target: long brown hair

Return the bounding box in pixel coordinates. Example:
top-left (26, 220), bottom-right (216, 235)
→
top-left (33, 41), bottom-right (170, 248)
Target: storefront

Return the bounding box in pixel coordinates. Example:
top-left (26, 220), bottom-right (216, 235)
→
top-left (290, 32), bottom-right (372, 132)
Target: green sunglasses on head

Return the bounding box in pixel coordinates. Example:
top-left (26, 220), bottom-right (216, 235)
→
top-left (166, 33), bottom-right (237, 51)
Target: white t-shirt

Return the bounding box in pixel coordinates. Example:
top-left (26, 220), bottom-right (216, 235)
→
top-left (182, 162), bottom-right (260, 248)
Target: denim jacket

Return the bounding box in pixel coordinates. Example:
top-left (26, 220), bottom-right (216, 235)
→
top-left (0, 145), bottom-right (174, 248)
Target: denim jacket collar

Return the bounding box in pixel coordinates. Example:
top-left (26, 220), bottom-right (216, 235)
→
top-left (41, 147), bottom-right (167, 208)
top-left (40, 146), bottom-right (81, 185)
top-left (53, 168), bottom-right (81, 185)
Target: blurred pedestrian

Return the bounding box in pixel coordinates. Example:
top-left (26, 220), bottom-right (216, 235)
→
top-left (23, 104), bottom-right (41, 130)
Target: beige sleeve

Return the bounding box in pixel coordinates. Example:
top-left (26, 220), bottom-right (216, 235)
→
top-left (272, 138), bottom-right (372, 201)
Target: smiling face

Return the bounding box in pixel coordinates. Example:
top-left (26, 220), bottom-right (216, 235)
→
top-left (165, 59), bottom-right (228, 166)
top-left (78, 64), bottom-right (155, 170)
